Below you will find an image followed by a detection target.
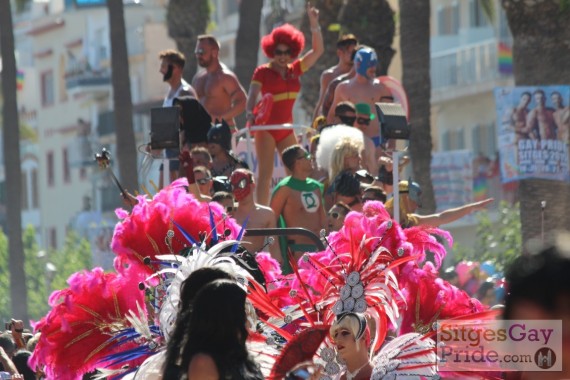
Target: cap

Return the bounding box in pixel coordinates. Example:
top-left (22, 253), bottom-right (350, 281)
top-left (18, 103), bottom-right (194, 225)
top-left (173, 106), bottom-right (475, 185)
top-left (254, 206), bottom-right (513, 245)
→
top-left (354, 103), bottom-right (376, 120)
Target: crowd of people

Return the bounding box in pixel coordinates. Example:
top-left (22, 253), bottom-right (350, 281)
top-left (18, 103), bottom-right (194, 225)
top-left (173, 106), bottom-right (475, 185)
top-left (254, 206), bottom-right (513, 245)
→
top-left (6, 4), bottom-right (551, 380)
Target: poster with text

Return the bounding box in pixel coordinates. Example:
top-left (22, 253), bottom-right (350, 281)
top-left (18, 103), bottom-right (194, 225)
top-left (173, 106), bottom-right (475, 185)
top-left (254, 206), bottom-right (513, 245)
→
top-left (494, 86), bottom-right (570, 183)
top-left (431, 150), bottom-right (474, 215)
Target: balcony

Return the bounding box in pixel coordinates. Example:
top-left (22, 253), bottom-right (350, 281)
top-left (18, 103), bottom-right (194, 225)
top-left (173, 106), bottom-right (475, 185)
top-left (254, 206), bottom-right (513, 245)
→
top-left (430, 39), bottom-right (512, 103)
top-left (65, 62), bottom-right (111, 95)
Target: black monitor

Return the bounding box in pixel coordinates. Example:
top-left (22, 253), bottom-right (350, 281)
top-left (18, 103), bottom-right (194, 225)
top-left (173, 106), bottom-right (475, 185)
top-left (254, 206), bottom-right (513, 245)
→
top-left (150, 107), bottom-right (180, 149)
top-left (375, 102), bottom-right (411, 140)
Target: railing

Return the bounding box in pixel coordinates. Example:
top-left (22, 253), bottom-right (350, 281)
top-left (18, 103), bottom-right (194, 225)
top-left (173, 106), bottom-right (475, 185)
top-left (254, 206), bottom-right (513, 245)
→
top-left (65, 62), bottom-right (111, 91)
top-left (431, 39), bottom-right (501, 90)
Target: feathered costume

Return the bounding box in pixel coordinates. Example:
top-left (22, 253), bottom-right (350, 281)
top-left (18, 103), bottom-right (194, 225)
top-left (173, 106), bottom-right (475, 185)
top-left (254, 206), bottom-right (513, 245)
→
top-left (31, 179), bottom-right (500, 379)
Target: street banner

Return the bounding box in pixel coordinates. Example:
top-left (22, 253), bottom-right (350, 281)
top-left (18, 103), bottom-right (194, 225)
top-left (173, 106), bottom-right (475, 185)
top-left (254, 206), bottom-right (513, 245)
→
top-left (494, 86), bottom-right (570, 183)
top-left (431, 150), bottom-right (474, 214)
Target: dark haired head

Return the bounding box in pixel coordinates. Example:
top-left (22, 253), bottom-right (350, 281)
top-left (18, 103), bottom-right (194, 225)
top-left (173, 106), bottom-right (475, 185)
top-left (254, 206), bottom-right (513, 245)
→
top-left (503, 242), bottom-right (570, 319)
top-left (12, 350), bottom-right (35, 380)
top-left (333, 170), bottom-right (361, 197)
top-left (207, 120), bottom-right (232, 151)
top-left (159, 49), bottom-right (186, 68)
top-left (336, 34), bottom-right (358, 49)
top-left (179, 280), bottom-right (259, 377)
top-left (281, 144), bottom-right (304, 172)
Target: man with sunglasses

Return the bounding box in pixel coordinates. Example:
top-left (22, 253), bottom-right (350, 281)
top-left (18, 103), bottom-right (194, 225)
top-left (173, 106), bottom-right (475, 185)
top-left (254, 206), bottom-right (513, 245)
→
top-left (230, 169), bottom-right (280, 262)
top-left (271, 145), bottom-right (327, 272)
top-left (326, 47), bottom-right (393, 155)
top-left (192, 35), bottom-right (247, 133)
top-left (313, 34), bottom-right (358, 120)
top-left (193, 166), bottom-right (214, 200)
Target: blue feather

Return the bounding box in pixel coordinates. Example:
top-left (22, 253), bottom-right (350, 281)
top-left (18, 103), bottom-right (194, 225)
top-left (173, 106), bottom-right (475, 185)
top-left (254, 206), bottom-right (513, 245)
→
top-left (208, 205), bottom-right (218, 244)
top-left (171, 218), bottom-right (198, 245)
top-left (231, 215), bottom-right (249, 253)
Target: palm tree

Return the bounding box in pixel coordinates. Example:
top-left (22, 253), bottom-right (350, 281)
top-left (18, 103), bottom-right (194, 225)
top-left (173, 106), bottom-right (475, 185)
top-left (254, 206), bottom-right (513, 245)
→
top-left (107, 0), bottom-right (139, 194)
top-left (501, 0), bottom-right (570, 244)
top-left (167, 0), bottom-right (211, 81)
top-left (299, 0), bottom-right (396, 120)
top-left (398, 0), bottom-right (436, 213)
top-left (0, 0), bottom-right (29, 322)
top-left (234, 0), bottom-right (264, 90)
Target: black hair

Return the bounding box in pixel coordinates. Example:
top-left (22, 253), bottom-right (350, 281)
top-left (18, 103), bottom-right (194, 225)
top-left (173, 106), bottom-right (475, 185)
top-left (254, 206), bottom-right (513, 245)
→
top-left (207, 120), bottom-right (232, 151)
top-left (281, 144), bottom-right (304, 172)
top-left (476, 280), bottom-right (495, 301)
top-left (179, 280), bottom-right (261, 379)
top-left (363, 186), bottom-right (387, 203)
top-left (212, 191), bottom-right (234, 203)
top-left (162, 268), bottom-right (236, 378)
top-left (503, 243), bottom-right (570, 319)
top-left (174, 96), bottom-right (212, 145)
top-left (333, 170), bottom-right (362, 197)
top-left (12, 350), bottom-right (35, 380)
top-left (0, 333), bottom-right (15, 357)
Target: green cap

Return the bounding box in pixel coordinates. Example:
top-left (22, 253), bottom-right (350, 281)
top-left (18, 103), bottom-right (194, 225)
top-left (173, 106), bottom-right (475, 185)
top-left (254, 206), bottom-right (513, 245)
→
top-left (354, 103), bottom-right (376, 120)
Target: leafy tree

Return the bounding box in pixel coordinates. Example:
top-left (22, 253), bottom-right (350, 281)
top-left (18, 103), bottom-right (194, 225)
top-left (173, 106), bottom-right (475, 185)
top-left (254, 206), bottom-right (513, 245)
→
top-left (167, 0), bottom-right (211, 80)
top-left (453, 201), bottom-right (521, 273)
top-left (0, 227), bottom-right (92, 324)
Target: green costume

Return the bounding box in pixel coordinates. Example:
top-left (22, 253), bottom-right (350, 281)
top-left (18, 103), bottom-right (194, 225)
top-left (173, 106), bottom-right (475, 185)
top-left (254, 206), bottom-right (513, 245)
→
top-left (271, 176), bottom-right (325, 273)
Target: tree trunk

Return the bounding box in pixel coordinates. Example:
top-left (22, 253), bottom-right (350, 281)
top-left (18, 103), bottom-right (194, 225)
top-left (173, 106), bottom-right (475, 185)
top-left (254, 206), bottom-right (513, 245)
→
top-left (234, 0), bottom-right (263, 127)
top-left (0, 0), bottom-right (29, 322)
top-left (299, 0), bottom-right (396, 118)
top-left (502, 0), bottom-right (570, 246)
top-left (107, 0), bottom-right (139, 193)
top-left (167, 0), bottom-right (210, 81)
top-left (399, 0), bottom-right (436, 213)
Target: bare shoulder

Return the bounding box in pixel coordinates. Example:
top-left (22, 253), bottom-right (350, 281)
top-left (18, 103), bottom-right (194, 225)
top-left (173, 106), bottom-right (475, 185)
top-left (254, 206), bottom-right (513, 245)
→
top-left (188, 353), bottom-right (219, 379)
top-left (256, 203), bottom-right (276, 217)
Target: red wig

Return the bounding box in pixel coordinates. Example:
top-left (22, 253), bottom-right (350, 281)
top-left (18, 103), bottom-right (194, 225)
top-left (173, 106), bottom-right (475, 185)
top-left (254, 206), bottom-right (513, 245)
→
top-left (261, 23), bottom-right (305, 59)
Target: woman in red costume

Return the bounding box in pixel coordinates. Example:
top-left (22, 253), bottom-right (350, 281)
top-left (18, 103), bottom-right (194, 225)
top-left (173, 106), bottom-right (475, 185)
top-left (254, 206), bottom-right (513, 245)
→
top-left (245, 3), bottom-right (324, 205)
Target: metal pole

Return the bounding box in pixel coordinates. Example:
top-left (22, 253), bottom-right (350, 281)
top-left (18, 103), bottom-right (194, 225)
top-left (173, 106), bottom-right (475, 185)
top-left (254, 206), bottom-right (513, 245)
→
top-left (393, 150), bottom-right (400, 224)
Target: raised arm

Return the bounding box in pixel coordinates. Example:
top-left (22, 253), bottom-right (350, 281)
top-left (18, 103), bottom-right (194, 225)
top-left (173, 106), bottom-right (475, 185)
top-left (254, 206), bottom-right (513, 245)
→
top-left (299, 3), bottom-right (324, 71)
top-left (414, 198), bottom-right (494, 227)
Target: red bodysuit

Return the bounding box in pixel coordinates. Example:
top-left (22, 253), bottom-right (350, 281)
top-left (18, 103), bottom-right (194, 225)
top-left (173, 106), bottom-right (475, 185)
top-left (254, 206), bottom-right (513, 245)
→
top-left (251, 59), bottom-right (307, 143)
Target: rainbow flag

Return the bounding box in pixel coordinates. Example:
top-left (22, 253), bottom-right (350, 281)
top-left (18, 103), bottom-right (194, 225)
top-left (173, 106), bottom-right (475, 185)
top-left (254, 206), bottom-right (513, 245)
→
top-left (498, 42), bottom-right (513, 75)
top-left (16, 70), bottom-right (24, 91)
top-left (473, 175), bottom-right (488, 201)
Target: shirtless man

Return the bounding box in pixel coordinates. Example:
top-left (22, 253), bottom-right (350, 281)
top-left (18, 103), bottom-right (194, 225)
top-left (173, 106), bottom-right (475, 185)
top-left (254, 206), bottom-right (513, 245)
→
top-left (313, 34), bottom-right (358, 120)
top-left (192, 35), bottom-right (247, 132)
top-left (527, 89), bottom-right (556, 140)
top-left (271, 145), bottom-right (326, 269)
top-left (326, 47), bottom-right (392, 154)
top-left (230, 169), bottom-right (280, 262)
top-left (551, 91), bottom-right (568, 142)
top-left (556, 96), bottom-right (570, 143)
top-left (511, 91), bottom-right (532, 141)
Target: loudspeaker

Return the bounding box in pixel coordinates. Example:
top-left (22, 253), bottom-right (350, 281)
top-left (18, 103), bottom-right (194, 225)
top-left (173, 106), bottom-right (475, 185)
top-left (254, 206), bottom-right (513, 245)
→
top-left (150, 107), bottom-right (180, 149)
top-left (375, 102), bottom-right (411, 140)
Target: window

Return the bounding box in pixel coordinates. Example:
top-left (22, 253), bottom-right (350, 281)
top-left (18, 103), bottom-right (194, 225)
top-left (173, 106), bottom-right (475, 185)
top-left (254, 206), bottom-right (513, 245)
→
top-left (41, 70), bottom-right (55, 106)
top-left (437, 3), bottom-right (460, 35)
top-left (471, 123), bottom-right (497, 157)
top-left (441, 129), bottom-right (465, 151)
top-left (21, 173), bottom-right (29, 210)
top-left (469, 0), bottom-right (490, 28)
top-left (31, 169), bottom-right (39, 208)
top-left (47, 151), bottom-right (55, 187)
top-left (49, 227), bottom-right (57, 249)
top-left (63, 147), bottom-right (70, 183)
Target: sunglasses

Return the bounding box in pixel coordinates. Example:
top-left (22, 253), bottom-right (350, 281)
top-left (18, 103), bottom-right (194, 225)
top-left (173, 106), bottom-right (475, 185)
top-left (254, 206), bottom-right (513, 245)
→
top-left (274, 49), bottom-right (291, 56)
top-left (328, 212), bottom-right (343, 219)
top-left (196, 178), bottom-right (212, 185)
top-left (296, 152), bottom-right (312, 160)
top-left (338, 115), bottom-right (356, 125)
top-left (356, 117), bottom-right (371, 125)
top-left (194, 48), bottom-right (205, 56)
